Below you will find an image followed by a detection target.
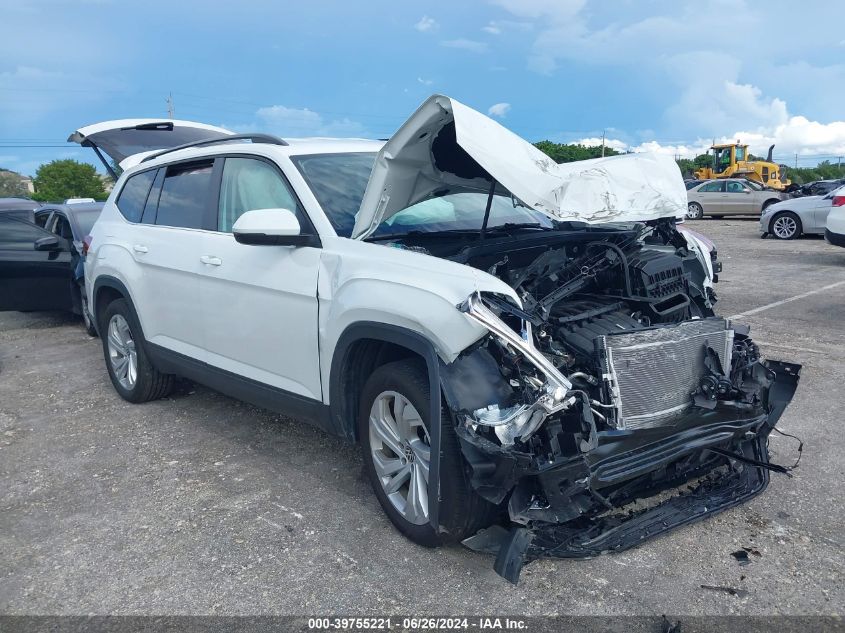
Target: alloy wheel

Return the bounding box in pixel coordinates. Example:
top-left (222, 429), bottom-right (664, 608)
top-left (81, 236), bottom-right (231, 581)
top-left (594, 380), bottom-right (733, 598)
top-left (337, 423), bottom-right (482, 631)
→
top-left (368, 390), bottom-right (431, 525)
top-left (687, 203), bottom-right (703, 220)
top-left (772, 215), bottom-right (797, 239)
top-left (107, 314), bottom-right (137, 390)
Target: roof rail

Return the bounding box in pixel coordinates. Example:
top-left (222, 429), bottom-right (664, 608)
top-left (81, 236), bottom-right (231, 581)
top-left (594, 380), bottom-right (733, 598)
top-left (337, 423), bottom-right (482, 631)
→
top-left (140, 133), bottom-right (289, 164)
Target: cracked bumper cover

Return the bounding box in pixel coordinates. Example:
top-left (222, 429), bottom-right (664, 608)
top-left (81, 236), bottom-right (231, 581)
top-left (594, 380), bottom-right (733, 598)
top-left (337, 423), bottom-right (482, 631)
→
top-left (457, 360), bottom-right (801, 583)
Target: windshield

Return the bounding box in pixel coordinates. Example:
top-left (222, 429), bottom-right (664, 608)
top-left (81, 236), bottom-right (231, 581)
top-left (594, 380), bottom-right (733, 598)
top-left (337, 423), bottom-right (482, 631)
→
top-left (73, 209), bottom-right (102, 236)
top-left (744, 180), bottom-right (763, 190)
top-left (291, 152), bottom-right (376, 238)
top-left (371, 190), bottom-right (554, 238)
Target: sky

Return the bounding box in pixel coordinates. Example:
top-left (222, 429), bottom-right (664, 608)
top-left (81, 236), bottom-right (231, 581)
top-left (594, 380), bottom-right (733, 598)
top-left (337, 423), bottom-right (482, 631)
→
top-left (2, 0), bottom-right (845, 176)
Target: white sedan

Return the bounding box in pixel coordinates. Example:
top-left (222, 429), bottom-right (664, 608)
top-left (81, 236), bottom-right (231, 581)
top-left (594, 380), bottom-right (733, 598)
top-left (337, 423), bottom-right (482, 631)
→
top-left (760, 185), bottom-right (845, 239)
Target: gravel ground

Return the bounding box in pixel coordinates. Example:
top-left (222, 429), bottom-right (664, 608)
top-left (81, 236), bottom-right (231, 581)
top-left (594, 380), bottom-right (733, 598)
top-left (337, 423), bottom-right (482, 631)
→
top-left (0, 219), bottom-right (843, 615)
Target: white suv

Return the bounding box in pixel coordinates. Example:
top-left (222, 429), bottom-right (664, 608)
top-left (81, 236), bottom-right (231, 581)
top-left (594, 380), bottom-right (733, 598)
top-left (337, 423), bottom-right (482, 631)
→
top-left (75, 95), bottom-right (800, 583)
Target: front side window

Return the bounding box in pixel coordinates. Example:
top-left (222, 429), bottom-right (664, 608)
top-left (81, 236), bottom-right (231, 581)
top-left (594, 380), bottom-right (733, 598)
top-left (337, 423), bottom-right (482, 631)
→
top-left (0, 216), bottom-right (55, 251)
top-left (116, 169), bottom-right (156, 223)
top-left (155, 161), bottom-right (214, 230)
top-left (292, 152), bottom-right (376, 238)
top-left (726, 181), bottom-right (746, 193)
top-left (218, 157), bottom-right (300, 232)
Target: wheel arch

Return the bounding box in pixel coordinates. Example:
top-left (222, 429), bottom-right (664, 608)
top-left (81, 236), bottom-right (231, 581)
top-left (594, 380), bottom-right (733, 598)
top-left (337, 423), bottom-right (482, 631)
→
top-left (92, 276), bottom-right (141, 337)
top-left (768, 208), bottom-right (800, 234)
top-left (329, 321), bottom-right (444, 531)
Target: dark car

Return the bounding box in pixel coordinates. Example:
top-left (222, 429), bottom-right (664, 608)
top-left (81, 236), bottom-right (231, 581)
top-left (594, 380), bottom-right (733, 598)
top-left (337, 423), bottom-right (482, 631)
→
top-left (0, 197), bottom-right (41, 223)
top-left (0, 202), bottom-right (104, 334)
top-left (793, 179), bottom-right (845, 198)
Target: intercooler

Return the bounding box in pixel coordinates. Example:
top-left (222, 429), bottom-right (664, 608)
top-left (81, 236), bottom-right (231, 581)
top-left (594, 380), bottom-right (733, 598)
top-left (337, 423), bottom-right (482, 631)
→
top-left (597, 318), bottom-right (734, 430)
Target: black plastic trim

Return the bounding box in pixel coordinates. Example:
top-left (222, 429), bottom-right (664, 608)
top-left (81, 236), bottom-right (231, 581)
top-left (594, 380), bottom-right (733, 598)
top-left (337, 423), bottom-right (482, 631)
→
top-left (329, 321), bottom-right (443, 531)
top-left (146, 343), bottom-right (333, 433)
top-left (140, 133), bottom-right (288, 164)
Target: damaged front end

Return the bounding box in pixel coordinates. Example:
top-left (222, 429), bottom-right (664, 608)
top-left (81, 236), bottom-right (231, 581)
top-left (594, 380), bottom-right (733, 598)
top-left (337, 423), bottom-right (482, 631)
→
top-left (441, 223), bottom-right (801, 584)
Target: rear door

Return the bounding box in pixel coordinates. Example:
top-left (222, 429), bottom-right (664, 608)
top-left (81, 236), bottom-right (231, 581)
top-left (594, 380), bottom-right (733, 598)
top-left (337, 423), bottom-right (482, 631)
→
top-left (116, 159), bottom-right (219, 359)
top-left (68, 119), bottom-right (232, 175)
top-left (695, 180), bottom-right (725, 214)
top-left (0, 215), bottom-right (73, 311)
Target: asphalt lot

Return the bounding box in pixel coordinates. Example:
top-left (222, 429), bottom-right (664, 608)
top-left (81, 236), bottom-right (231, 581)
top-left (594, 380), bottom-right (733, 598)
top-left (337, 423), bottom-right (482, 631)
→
top-left (1, 219), bottom-right (843, 616)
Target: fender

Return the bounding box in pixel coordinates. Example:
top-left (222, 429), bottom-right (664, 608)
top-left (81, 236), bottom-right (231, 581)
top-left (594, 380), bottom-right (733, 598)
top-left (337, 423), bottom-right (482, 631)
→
top-left (329, 321), bottom-right (443, 532)
top-left (91, 275), bottom-right (139, 336)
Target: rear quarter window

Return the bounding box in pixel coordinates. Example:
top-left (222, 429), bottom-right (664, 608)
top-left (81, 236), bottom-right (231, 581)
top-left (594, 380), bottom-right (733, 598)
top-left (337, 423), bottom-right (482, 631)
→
top-left (116, 169), bottom-right (157, 222)
top-left (155, 161), bottom-right (215, 230)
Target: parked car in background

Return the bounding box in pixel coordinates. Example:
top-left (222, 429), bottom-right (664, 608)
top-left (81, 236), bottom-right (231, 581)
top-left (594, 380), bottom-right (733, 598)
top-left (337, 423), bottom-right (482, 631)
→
top-left (0, 197), bottom-right (41, 223)
top-left (684, 179), bottom-right (704, 190)
top-left (0, 201), bottom-right (104, 334)
top-left (760, 186), bottom-right (845, 240)
top-left (686, 178), bottom-right (787, 219)
top-left (824, 188), bottom-right (845, 247)
top-left (791, 179), bottom-right (845, 198)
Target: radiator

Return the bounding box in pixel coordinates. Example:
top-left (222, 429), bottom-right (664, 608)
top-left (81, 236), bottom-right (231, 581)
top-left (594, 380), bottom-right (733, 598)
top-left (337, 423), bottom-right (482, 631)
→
top-left (597, 318), bottom-right (734, 430)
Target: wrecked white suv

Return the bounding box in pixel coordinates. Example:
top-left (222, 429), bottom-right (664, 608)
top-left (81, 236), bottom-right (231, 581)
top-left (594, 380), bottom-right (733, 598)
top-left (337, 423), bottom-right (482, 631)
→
top-left (74, 96), bottom-right (800, 583)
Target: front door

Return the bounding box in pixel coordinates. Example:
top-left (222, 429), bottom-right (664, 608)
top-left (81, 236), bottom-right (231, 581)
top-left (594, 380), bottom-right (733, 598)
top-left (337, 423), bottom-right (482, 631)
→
top-left (723, 180), bottom-right (755, 215)
top-left (0, 215), bottom-right (73, 311)
top-left (198, 155), bottom-right (322, 400)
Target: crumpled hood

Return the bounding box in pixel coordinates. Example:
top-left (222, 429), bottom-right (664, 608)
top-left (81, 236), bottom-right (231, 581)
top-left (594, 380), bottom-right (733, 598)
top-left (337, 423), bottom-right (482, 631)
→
top-left (352, 94), bottom-right (686, 239)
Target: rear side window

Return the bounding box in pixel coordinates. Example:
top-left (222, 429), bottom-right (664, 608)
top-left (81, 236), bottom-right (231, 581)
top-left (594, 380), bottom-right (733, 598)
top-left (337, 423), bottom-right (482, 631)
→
top-left (155, 161), bottom-right (215, 230)
top-left (699, 181), bottom-right (724, 193)
top-left (0, 216), bottom-right (53, 250)
top-left (116, 169), bottom-right (157, 222)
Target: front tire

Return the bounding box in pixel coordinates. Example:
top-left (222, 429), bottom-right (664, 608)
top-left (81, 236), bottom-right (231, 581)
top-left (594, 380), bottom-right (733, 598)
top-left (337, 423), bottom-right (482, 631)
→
top-left (770, 211), bottom-right (802, 240)
top-left (359, 359), bottom-right (497, 546)
top-left (687, 202), bottom-right (704, 220)
top-left (100, 298), bottom-right (174, 403)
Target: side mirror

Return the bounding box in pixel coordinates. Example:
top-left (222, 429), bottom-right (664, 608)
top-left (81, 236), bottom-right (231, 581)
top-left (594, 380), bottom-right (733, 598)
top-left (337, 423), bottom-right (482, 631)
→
top-left (34, 235), bottom-right (61, 251)
top-left (232, 209), bottom-right (314, 246)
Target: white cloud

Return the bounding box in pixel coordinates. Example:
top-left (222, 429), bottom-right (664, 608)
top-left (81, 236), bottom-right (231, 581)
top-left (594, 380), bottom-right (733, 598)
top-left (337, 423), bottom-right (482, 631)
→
top-left (417, 77), bottom-right (433, 86)
top-left (414, 16), bottom-right (437, 32)
top-left (574, 112), bottom-right (845, 162)
top-left (487, 103), bottom-right (511, 118)
top-left (482, 22), bottom-right (501, 35)
top-left (440, 39), bottom-right (489, 53)
top-left (231, 105), bottom-right (368, 138)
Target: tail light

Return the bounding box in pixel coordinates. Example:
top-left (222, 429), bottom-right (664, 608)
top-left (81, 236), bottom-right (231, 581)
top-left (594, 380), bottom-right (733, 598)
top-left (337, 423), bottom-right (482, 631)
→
top-left (832, 196), bottom-right (845, 207)
top-left (82, 235), bottom-right (93, 256)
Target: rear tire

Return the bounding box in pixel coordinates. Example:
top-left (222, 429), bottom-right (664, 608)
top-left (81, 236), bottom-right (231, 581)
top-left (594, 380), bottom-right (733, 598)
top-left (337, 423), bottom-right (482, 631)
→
top-left (359, 359), bottom-right (497, 547)
top-left (100, 298), bottom-right (174, 403)
top-left (686, 202), bottom-right (703, 220)
top-left (770, 211), bottom-right (802, 240)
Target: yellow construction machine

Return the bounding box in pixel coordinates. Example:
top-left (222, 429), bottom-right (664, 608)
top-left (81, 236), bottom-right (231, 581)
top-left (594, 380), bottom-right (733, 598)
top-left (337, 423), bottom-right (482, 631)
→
top-left (694, 142), bottom-right (790, 190)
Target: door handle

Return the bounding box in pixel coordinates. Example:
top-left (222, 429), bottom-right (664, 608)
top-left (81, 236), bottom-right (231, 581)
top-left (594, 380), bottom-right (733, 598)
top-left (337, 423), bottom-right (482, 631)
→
top-left (133, 244), bottom-right (148, 253)
top-left (200, 255), bottom-right (222, 266)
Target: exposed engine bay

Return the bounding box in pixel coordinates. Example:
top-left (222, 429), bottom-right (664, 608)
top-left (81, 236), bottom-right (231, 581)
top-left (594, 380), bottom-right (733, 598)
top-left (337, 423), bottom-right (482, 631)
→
top-left (392, 219), bottom-right (801, 583)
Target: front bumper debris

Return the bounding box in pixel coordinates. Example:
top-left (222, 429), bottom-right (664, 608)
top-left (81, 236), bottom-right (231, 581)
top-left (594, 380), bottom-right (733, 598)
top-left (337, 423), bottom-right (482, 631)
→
top-left (459, 360), bottom-right (801, 583)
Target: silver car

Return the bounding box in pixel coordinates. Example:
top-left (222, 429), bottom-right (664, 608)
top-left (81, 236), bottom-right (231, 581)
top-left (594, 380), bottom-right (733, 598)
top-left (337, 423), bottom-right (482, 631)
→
top-left (760, 185), bottom-right (845, 239)
top-left (686, 179), bottom-right (787, 220)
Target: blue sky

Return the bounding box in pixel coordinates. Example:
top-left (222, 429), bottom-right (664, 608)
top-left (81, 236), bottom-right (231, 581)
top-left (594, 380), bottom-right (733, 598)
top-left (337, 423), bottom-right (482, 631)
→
top-left (2, 0), bottom-right (844, 176)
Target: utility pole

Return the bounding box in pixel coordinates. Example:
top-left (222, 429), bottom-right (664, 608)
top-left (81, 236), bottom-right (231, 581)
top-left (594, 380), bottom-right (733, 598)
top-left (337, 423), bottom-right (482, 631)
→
top-left (601, 130), bottom-right (606, 158)
top-left (166, 92), bottom-right (175, 119)
top-left (838, 156), bottom-right (842, 174)
top-left (794, 153), bottom-right (798, 169)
